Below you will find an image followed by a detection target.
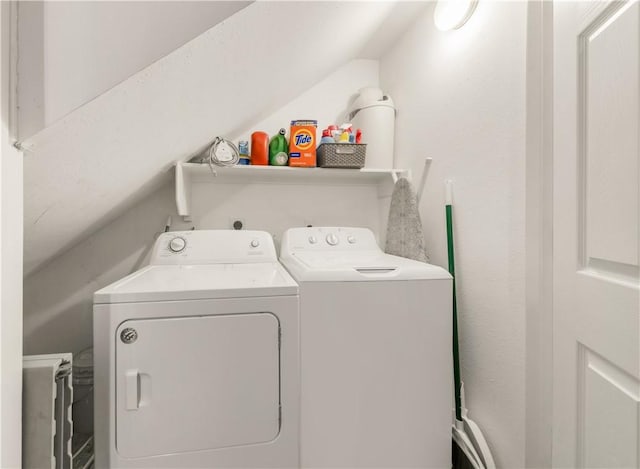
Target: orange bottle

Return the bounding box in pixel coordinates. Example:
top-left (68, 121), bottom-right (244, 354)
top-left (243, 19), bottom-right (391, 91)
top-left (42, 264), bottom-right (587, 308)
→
top-left (251, 131), bottom-right (269, 165)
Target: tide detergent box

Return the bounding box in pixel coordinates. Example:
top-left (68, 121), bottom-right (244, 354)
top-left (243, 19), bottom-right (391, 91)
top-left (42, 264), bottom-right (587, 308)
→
top-left (289, 120), bottom-right (317, 167)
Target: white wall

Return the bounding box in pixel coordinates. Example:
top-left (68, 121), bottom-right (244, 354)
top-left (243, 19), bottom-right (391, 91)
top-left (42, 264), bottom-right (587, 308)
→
top-left (232, 59), bottom-right (379, 143)
top-left (24, 182), bottom-right (182, 355)
top-left (24, 59), bottom-right (381, 356)
top-left (0, 1), bottom-right (23, 466)
top-left (21, 1), bottom-right (401, 278)
top-left (17, 1), bottom-right (251, 139)
top-left (380, 2), bottom-right (527, 467)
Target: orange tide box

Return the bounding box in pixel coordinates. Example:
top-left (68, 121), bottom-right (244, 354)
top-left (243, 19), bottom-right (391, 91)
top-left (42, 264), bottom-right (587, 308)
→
top-left (289, 120), bottom-right (317, 167)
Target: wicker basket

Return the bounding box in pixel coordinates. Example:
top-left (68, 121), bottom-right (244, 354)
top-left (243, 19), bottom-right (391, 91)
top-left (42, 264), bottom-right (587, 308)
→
top-left (317, 143), bottom-right (367, 169)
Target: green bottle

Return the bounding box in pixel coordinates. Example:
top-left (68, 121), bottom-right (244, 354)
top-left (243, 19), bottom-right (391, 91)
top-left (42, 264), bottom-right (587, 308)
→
top-left (269, 128), bottom-right (289, 166)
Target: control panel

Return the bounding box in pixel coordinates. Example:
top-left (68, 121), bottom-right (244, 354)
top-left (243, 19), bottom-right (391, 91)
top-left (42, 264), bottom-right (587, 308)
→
top-left (150, 230), bottom-right (277, 265)
top-left (281, 227), bottom-right (381, 253)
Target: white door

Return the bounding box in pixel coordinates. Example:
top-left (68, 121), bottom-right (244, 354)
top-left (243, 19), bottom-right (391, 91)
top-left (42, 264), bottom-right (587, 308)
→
top-left (553, 1), bottom-right (640, 467)
top-left (115, 313), bottom-right (281, 458)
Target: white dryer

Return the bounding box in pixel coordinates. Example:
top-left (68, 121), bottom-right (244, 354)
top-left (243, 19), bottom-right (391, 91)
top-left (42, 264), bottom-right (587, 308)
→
top-left (93, 230), bottom-right (299, 468)
top-left (280, 226), bottom-right (452, 468)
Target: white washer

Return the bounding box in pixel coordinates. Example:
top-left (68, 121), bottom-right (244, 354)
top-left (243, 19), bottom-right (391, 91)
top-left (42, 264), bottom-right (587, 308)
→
top-left (280, 226), bottom-right (453, 468)
top-left (93, 230), bottom-right (299, 468)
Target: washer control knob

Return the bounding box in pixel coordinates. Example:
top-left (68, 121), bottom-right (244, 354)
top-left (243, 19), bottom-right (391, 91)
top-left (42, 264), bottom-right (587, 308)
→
top-left (169, 237), bottom-right (187, 253)
top-left (308, 236), bottom-right (317, 244)
top-left (326, 233), bottom-right (339, 246)
top-left (250, 239), bottom-right (260, 248)
top-left (347, 235), bottom-right (357, 244)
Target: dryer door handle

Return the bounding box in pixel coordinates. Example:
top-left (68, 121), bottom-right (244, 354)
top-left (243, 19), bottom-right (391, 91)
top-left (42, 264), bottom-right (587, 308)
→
top-left (125, 369), bottom-right (139, 410)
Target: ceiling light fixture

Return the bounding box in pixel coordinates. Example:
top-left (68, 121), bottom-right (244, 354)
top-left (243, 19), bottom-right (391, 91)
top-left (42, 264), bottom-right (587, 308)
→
top-left (434, 0), bottom-right (478, 31)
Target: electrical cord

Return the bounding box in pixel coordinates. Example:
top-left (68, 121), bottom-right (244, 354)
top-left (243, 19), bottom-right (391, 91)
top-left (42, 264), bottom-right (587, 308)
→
top-left (207, 137), bottom-right (239, 175)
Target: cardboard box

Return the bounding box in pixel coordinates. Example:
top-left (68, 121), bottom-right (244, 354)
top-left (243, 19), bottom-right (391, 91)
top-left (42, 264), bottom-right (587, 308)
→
top-left (289, 120), bottom-right (317, 167)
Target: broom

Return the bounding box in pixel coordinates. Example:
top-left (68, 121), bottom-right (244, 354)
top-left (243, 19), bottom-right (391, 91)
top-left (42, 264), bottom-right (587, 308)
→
top-left (446, 180), bottom-right (496, 469)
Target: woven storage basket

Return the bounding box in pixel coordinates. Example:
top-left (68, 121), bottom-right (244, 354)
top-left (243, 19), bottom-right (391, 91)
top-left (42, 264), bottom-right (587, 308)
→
top-left (317, 143), bottom-right (367, 169)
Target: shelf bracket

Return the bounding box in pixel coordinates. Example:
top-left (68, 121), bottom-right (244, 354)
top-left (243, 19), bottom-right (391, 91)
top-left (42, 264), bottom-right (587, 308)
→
top-left (416, 157), bottom-right (433, 208)
top-left (175, 162), bottom-right (193, 222)
top-left (391, 169), bottom-right (411, 184)
top-left (388, 158), bottom-right (431, 208)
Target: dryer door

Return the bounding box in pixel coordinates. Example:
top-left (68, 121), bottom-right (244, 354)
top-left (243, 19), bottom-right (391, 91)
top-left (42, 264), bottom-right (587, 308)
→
top-left (115, 313), bottom-right (280, 458)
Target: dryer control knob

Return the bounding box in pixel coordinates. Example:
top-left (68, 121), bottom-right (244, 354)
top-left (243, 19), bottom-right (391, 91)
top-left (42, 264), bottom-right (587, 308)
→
top-left (347, 235), bottom-right (357, 244)
top-left (326, 233), bottom-right (339, 246)
top-left (169, 237), bottom-right (187, 253)
top-left (250, 239), bottom-right (260, 248)
top-left (309, 236), bottom-right (317, 244)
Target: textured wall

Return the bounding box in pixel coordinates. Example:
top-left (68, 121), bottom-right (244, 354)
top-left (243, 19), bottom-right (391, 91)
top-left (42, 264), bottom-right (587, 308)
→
top-left (380, 2), bottom-right (528, 467)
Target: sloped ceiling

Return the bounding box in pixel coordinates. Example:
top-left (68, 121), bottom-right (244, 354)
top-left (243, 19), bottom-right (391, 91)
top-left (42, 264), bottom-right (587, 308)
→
top-left (22, 1), bottom-right (428, 276)
top-left (17, 1), bottom-right (252, 139)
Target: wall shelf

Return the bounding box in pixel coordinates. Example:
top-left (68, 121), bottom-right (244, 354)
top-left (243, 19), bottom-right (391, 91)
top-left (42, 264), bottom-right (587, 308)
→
top-left (175, 162), bottom-right (411, 221)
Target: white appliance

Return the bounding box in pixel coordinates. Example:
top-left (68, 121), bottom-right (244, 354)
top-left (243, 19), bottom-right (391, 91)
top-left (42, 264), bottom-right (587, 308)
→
top-left (93, 230), bottom-right (299, 468)
top-left (280, 226), bottom-right (452, 468)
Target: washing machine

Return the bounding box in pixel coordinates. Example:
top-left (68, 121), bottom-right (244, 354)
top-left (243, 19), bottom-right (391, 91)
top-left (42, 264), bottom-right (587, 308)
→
top-left (93, 230), bottom-right (299, 468)
top-left (280, 226), bottom-right (453, 468)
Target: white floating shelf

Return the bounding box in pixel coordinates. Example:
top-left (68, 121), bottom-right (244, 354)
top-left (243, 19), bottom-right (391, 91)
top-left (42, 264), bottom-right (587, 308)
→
top-left (175, 161), bottom-right (412, 221)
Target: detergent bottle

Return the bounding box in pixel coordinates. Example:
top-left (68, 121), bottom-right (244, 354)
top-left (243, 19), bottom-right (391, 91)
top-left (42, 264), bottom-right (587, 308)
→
top-left (251, 131), bottom-right (269, 165)
top-left (269, 128), bottom-right (289, 166)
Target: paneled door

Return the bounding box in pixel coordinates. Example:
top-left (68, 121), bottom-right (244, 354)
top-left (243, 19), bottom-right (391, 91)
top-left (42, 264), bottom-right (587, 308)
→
top-left (553, 1), bottom-right (640, 467)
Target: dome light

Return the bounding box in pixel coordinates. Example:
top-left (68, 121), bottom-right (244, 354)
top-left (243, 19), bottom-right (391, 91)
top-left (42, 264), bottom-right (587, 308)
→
top-left (434, 0), bottom-right (478, 31)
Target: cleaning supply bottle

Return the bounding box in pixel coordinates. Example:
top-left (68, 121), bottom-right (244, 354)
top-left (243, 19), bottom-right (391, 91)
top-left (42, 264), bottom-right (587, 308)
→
top-left (238, 140), bottom-right (250, 165)
top-left (320, 129), bottom-right (334, 145)
top-left (251, 131), bottom-right (269, 165)
top-left (269, 128), bottom-right (289, 166)
top-left (328, 124), bottom-right (340, 142)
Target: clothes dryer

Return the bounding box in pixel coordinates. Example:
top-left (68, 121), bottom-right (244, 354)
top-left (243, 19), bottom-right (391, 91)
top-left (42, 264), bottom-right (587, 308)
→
top-left (280, 226), bottom-right (452, 468)
top-left (94, 230), bottom-right (299, 468)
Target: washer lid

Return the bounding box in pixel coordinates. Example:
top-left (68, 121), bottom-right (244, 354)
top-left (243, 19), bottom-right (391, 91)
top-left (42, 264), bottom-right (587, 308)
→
top-left (94, 263), bottom-right (298, 304)
top-left (281, 251), bottom-right (451, 282)
top-left (280, 226), bottom-right (451, 282)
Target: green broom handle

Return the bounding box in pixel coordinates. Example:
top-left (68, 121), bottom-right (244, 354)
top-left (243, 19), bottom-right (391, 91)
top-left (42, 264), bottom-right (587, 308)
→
top-left (446, 181), bottom-right (463, 422)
